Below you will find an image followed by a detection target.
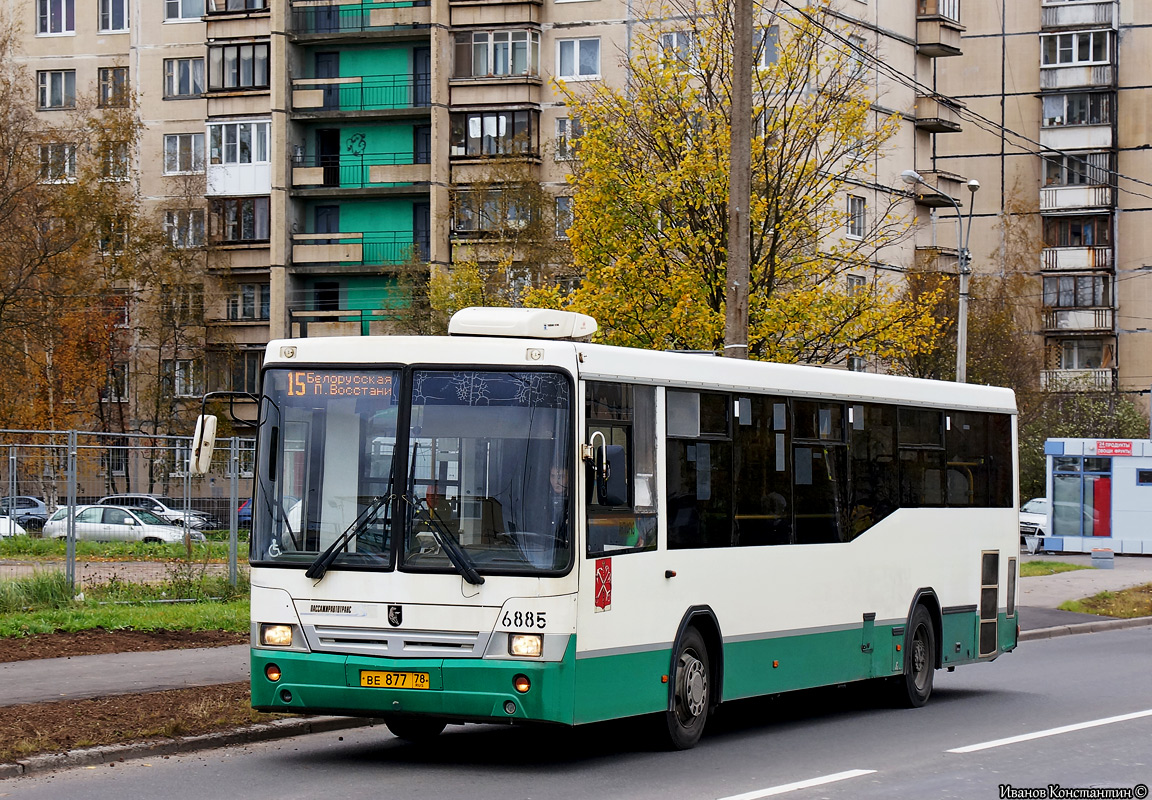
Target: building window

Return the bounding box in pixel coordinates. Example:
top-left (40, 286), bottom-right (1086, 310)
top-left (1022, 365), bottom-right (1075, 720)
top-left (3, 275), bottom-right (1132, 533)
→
top-left (555, 117), bottom-right (582, 160)
top-left (1041, 31), bottom-right (1109, 67)
top-left (98, 67), bottom-right (129, 107)
top-left (1044, 152), bottom-right (1109, 186)
top-left (215, 350), bottom-right (263, 394)
top-left (452, 189), bottom-right (533, 235)
top-left (164, 133), bottom-right (205, 174)
top-left (1059, 339), bottom-right (1107, 370)
top-left (1042, 93), bottom-right (1111, 127)
top-left (101, 363), bottom-right (129, 402)
top-left (208, 121), bottom-right (270, 164)
top-left (164, 58), bottom-right (204, 98)
top-left (162, 284), bottom-right (204, 324)
top-left (847, 355), bottom-right (866, 372)
top-left (754, 26), bottom-right (779, 69)
top-left (557, 38), bottom-right (600, 80)
top-left (98, 217), bottom-right (128, 255)
top-left (660, 31), bottom-right (698, 71)
top-left (453, 30), bottom-right (539, 78)
top-left (846, 195), bottom-right (865, 239)
top-left (101, 142), bottom-right (130, 181)
top-left (164, 209), bottom-right (206, 249)
top-left (38, 70), bottom-right (76, 109)
top-left (1043, 275), bottom-right (1109, 309)
top-left (39, 144), bottom-right (76, 182)
top-left (1043, 215), bottom-right (1111, 248)
top-left (555, 196), bottom-right (573, 239)
top-left (99, 0), bottom-right (129, 31)
top-left (208, 42), bottom-right (270, 91)
top-left (228, 283), bottom-right (270, 320)
top-left (211, 196), bottom-right (270, 243)
top-left (208, 0), bottom-right (269, 11)
top-left (163, 359), bottom-right (202, 397)
top-left (846, 274), bottom-right (865, 295)
top-left (38, 0), bottom-right (74, 34)
top-left (165, 0), bottom-right (205, 20)
top-left (848, 34), bottom-right (868, 79)
top-left (449, 110), bottom-right (537, 157)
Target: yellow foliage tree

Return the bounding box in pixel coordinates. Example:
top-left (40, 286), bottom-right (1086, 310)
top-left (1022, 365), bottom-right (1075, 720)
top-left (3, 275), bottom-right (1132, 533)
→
top-left (528, 0), bottom-right (943, 363)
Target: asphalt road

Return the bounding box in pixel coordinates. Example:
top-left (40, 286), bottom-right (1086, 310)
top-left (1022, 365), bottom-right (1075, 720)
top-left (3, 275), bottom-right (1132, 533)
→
top-left (8, 626), bottom-right (1150, 799)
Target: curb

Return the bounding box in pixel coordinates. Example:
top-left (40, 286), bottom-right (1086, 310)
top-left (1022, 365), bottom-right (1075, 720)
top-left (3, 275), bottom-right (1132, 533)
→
top-left (0, 715), bottom-right (380, 780)
top-left (1020, 614), bottom-right (1152, 642)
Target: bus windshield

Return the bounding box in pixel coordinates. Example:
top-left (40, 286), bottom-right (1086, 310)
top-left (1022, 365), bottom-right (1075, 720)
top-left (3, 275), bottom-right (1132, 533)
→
top-left (251, 367), bottom-right (573, 575)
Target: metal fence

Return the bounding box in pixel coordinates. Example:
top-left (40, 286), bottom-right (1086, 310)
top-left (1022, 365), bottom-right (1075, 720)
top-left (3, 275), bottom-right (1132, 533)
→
top-left (0, 429), bottom-right (254, 593)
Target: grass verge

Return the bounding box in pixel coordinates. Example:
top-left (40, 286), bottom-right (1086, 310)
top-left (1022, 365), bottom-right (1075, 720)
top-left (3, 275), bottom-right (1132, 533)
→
top-left (1059, 583), bottom-right (1152, 618)
top-left (0, 535), bottom-right (244, 563)
top-left (0, 570), bottom-right (249, 637)
top-left (1020, 560), bottom-right (1094, 577)
top-left (1, 683), bottom-right (285, 764)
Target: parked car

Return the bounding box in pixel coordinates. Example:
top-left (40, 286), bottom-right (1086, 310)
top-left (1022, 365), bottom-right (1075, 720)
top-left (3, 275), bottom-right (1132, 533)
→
top-left (43, 505), bottom-right (206, 543)
top-left (0, 515), bottom-right (27, 538)
top-left (0, 496), bottom-right (50, 531)
top-left (95, 494), bottom-right (218, 529)
top-left (237, 498), bottom-right (252, 528)
top-left (1020, 497), bottom-right (1049, 553)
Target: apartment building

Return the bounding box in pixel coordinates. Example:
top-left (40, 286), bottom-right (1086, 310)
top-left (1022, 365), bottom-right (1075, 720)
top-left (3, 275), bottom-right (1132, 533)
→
top-left (937, 0), bottom-right (1152, 414)
top-left (12, 0), bottom-right (969, 435)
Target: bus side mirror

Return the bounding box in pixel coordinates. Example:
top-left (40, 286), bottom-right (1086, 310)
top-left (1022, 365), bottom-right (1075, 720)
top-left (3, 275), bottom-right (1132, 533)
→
top-left (596, 444), bottom-right (628, 507)
top-left (190, 415), bottom-right (218, 476)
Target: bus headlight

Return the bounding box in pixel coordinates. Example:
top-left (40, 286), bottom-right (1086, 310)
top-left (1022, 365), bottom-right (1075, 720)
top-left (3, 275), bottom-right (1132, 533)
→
top-left (260, 624), bottom-right (294, 647)
top-left (508, 633), bottom-right (543, 658)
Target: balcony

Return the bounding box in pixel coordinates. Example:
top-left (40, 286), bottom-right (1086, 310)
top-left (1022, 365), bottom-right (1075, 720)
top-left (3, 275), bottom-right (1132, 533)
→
top-left (917, 0), bottom-right (963, 57)
top-left (291, 231), bottom-right (425, 267)
top-left (1040, 65), bottom-right (1113, 90)
top-left (291, 76), bottom-right (430, 114)
top-left (290, 1), bottom-right (431, 36)
top-left (1040, 123), bottom-right (1112, 151)
top-left (1042, 307), bottom-right (1113, 332)
top-left (914, 95), bottom-right (963, 133)
top-left (1040, 368), bottom-right (1114, 392)
top-left (291, 153), bottom-right (431, 190)
top-left (1040, 185), bottom-right (1113, 211)
top-left (908, 170), bottom-right (966, 208)
top-left (1041, 1), bottom-right (1115, 30)
top-left (288, 307), bottom-right (401, 337)
top-left (1042, 246), bottom-right (1113, 271)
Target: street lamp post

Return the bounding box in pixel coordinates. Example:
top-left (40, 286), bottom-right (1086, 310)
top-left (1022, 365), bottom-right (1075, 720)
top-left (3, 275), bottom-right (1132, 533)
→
top-left (901, 169), bottom-right (980, 383)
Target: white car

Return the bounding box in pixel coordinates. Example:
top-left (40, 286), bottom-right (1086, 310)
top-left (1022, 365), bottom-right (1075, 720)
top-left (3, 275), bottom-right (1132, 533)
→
top-left (43, 505), bottom-right (206, 544)
top-left (0, 515), bottom-right (27, 537)
top-left (1019, 497), bottom-right (1049, 553)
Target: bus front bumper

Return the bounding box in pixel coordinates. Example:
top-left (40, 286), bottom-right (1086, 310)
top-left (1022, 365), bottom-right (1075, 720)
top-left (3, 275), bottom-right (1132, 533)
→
top-left (251, 645), bottom-right (575, 725)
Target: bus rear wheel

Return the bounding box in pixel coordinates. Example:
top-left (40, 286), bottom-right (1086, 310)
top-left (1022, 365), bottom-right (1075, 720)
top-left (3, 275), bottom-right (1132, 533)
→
top-left (664, 627), bottom-right (711, 750)
top-left (384, 716), bottom-right (446, 743)
top-left (892, 605), bottom-right (936, 708)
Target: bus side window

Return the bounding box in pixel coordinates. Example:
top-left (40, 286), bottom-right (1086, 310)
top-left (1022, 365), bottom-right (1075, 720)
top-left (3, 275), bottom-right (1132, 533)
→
top-left (586, 382), bottom-right (657, 556)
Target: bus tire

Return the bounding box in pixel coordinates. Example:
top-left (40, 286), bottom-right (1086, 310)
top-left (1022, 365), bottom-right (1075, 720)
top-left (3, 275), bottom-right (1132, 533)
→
top-left (893, 604), bottom-right (936, 708)
top-left (384, 716), bottom-right (446, 743)
top-left (664, 627), bottom-right (711, 750)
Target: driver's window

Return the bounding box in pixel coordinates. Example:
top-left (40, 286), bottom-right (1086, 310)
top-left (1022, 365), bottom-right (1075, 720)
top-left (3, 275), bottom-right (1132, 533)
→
top-left (76, 507), bottom-right (103, 523)
top-left (585, 382), bottom-right (657, 556)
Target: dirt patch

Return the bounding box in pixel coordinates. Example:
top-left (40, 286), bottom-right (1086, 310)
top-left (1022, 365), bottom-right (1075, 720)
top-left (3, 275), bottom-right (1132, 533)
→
top-left (0, 683), bottom-right (287, 763)
top-left (0, 628), bottom-right (247, 664)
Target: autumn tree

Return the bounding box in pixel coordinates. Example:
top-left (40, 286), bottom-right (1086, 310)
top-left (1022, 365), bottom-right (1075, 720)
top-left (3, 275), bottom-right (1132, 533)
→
top-left (528, 0), bottom-right (941, 362)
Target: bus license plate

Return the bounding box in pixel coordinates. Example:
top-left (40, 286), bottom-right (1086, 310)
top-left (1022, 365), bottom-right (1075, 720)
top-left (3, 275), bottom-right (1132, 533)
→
top-left (360, 670), bottom-right (430, 690)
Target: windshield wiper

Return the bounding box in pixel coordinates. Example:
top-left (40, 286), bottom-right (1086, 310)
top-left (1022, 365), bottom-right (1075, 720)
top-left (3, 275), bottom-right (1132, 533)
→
top-left (406, 495), bottom-right (485, 586)
top-left (305, 494), bottom-right (392, 581)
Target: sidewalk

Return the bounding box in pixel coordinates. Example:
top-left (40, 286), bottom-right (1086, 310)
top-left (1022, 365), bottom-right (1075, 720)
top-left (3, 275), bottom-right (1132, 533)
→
top-left (1018, 552), bottom-right (1152, 634)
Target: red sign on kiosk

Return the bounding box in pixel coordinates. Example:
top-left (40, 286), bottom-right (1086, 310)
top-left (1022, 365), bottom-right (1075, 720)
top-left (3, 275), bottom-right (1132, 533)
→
top-left (1096, 440), bottom-right (1132, 457)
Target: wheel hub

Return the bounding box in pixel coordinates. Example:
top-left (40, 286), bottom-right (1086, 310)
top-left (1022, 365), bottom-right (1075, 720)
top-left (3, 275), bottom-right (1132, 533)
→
top-left (678, 652), bottom-right (708, 719)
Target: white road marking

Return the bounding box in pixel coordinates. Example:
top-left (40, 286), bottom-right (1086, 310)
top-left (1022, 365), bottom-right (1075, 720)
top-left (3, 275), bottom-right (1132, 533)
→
top-left (947, 708), bottom-right (1152, 754)
top-left (717, 769), bottom-right (877, 800)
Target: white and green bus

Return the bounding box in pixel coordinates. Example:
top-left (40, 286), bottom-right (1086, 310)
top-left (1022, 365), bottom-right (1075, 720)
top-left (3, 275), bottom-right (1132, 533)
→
top-left (193, 307), bottom-right (1019, 749)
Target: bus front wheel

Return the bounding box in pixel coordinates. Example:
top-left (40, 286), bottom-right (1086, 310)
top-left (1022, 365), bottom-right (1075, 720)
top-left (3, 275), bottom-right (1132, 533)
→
top-left (892, 605), bottom-right (936, 708)
top-left (664, 627), bottom-right (711, 750)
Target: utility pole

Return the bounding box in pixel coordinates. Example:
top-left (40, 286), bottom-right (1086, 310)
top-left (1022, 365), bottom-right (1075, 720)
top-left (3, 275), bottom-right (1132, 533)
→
top-left (724, 0), bottom-right (753, 359)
